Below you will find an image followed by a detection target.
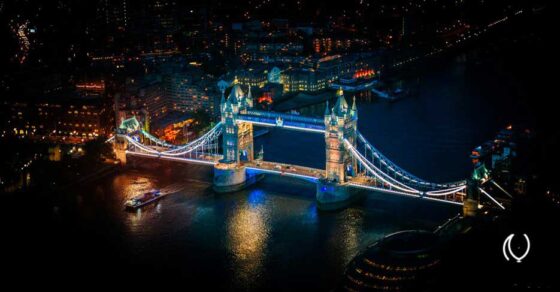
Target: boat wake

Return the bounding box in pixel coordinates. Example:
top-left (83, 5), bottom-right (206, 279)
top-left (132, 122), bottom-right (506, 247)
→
top-left (159, 183), bottom-right (188, 195)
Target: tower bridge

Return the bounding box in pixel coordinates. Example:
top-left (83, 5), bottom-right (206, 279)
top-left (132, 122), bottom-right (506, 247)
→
top-left (111, 84), bottom-right (504, 211)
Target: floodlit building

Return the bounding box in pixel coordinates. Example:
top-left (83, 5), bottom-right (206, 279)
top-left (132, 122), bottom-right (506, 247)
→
top-left (281, 68), bottom-right (329, 93)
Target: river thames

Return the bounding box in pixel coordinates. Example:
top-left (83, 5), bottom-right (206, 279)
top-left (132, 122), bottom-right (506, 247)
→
top-left (4, 42), bottom-right (534, 290)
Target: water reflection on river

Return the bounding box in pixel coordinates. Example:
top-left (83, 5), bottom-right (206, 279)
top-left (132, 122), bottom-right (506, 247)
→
top-left (59, 160), bottom-right (457, 290)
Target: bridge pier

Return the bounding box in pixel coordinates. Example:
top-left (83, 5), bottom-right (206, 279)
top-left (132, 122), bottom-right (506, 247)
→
top-left (316, 179), bottom-right (363, 210)
top-left (213, 163), bottom-right (262, 193)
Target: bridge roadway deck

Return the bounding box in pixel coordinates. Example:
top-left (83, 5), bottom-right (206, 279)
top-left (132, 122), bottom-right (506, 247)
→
top-left (126, 150), bottom-right (323, 180)
top-left (126, 150), bottom-right (463, 205)
top-left (244, 160), bottom-right (323, 181)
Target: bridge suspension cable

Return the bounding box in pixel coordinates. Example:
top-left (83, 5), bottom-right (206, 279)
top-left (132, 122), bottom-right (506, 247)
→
top-left (356, 132), bottom-right (466, 189)
top-left (121, 122), bottom-right (223, 157)
top-left (344, 139), bottom-right (421, 194)
top-left (123, 135), bottom-right (161, 154)
top-left (345, 139), bottom-right (467, 201)
top-left (425, 185), bottom-right (466, 196)
top-left (479, 187), bottom-right (506, 210)
top-left (159, 122), bottom-right (223, 156)
top-left (139, 129), bottom-right (175, 148)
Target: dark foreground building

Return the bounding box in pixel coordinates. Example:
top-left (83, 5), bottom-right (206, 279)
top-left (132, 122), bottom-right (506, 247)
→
top-left (342, 230), bottom-right (441, 291)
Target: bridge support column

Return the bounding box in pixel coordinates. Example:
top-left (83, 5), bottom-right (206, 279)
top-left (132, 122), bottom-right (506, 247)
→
top-left (316, 179), bottom-right (362, 210)
top-left (213, 163), bottom-right (263, 193)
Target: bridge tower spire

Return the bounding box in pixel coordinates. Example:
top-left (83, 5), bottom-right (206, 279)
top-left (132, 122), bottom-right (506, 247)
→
top-left (350, 96), bottom-right (358, 119)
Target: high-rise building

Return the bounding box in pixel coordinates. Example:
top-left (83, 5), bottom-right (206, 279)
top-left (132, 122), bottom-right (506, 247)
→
top-left (163, 72), bottom-right (216, 115)
top-left (96, 0), bottom-right (129, 31)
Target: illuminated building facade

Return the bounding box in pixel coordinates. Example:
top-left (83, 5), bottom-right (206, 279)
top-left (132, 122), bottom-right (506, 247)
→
top-left (1, 92), bottom-right (113, 143)
top-left (138, 80), bottom-right (167, 120)
top-left (163, 72), bottom-right (216, 115)
top-left (118, 77), bottom-right (168, 122)
top-left (280, 54), bottom-right (378, 93)
top-left (234, 67), bottom-right (268, 88)
top-left (281, 68), bottom-right (328, 93)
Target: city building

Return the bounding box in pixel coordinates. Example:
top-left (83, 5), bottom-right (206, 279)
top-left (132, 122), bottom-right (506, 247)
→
top-left (163, 69), bottom-right (218, 116)
top-left (115, 76), bottom-right (168, 125)
top-left (1, 90), bottom-right (114, 143)
top-left (281, 68), bottom-right (329, 93)
top-left (233, 66), bottom-right (269, 88)
top-left (342, 231), bottom-right (441, 291)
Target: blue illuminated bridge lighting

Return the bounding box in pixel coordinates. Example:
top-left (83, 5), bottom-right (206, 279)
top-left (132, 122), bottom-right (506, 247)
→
top-left (111, 100), bottom-right (499, 208)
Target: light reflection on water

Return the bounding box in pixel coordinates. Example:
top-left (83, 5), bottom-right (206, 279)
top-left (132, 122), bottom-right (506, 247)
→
top-left (79, 117), bottom-right (463, 290)
top-left (331, 208), bottom-right (365, 265)
top-left (112, 175), bottom-right (155, 201)
top-left (226, 197), bottom-right (269, 287)
top-left (59, 156), bottom-right (458, 290)
top-left (112, 174), bottom-right (157, 231)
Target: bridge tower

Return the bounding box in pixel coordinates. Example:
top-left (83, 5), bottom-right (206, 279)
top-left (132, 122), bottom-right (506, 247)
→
top-left (214, 84), bottom-right (257, 192)
top-left (317, 88), bottom-right (360, 209)
top-left (113, 116), bottom-right (143, 166)
top-left (221, 84), bottom-right (254, 163)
